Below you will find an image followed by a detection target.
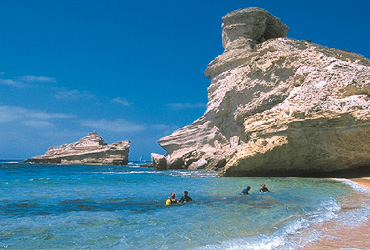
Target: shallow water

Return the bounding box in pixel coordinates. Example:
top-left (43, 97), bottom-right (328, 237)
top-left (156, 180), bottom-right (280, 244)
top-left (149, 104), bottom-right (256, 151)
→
top-left (0, 162), bottom-right (368, 249)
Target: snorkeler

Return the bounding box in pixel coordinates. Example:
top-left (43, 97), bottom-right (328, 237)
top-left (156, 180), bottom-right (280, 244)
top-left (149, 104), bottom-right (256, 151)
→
top-left (179, 191), bottom-right (192, 203)
top-left (241, 186), bottom-right (251, 195)
top-left (260, 183), bottom-right (270, 192)
top-left (165, 196), bottom-right (171, 206)
top-left (166, 192), bottom-right (178, 205)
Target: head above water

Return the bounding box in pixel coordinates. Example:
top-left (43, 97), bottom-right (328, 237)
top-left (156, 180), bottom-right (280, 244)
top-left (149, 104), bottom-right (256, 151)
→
top-left (184, 191), bottom-right (188, 195)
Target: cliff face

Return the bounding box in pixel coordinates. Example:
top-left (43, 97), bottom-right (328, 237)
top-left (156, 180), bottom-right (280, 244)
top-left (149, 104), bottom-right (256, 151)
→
top-left (155, 8), bottom-right (370, 176)
top-left (24, 132), bottom-right (130, 165)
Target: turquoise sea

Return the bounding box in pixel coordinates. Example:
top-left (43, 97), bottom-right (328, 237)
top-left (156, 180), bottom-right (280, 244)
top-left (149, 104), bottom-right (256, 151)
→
top-left (1, 161), bottom-right (370, 249)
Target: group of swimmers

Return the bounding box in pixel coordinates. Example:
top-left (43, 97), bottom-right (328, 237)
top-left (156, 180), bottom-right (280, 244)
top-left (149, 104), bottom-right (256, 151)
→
top-left (166, 183), bottom-right (270, 205)
top-left (242, 183), bottom-right (270, 195)
top-left (166, 191), bottom-right (192, 205)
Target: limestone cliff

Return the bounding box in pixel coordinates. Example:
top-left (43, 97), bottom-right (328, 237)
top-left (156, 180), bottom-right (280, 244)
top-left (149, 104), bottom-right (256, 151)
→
top-left (24, 132), bottom-right (130, 165)
top-left (154, 8), bottom-right (370, 176)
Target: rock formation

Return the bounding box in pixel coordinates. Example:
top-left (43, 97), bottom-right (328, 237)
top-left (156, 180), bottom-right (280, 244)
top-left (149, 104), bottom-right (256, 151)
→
top-left (24, 132), bottom-right (130, 165)
top-left (155, 8), bottom-right (370, 176)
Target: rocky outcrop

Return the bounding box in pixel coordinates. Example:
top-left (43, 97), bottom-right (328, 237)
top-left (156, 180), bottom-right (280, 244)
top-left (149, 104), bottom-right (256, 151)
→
top-left (24, 132), bottom-right (130, 165)
top-left (155, 8), bottom-right (370, 177)
top-left (151, 153), bottom-right (168, 170)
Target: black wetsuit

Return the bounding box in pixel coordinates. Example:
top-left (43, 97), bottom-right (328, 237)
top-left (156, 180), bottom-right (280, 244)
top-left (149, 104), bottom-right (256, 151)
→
top-left (179, 195), bottom-right (192, 203)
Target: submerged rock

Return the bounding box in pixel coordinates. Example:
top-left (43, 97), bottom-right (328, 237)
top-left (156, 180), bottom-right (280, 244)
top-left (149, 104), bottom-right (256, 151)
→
top-left (140, 162), bottom-right (153, 168)
top-left (24, 132), bottom-right (130, 165)
top-left (155, 7), bottom-right (370, 177)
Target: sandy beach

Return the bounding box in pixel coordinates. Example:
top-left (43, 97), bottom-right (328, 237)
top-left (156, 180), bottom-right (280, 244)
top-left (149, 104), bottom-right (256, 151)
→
top-left (302, 178), bottom-right (370, 249)
top-left (350, 177), bottom-right (370, 190)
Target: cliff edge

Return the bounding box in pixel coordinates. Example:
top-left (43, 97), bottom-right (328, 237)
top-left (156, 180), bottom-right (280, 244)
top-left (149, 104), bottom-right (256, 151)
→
top-left (24, 132), bottom-right (130, 165)
top-left (154, 8), bottom-right (370, 177)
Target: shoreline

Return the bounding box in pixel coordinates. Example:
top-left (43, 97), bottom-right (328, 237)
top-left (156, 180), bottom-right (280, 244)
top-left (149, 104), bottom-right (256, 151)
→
top-left (350, 177), bottom-right (370, 190)
top-left (302, 177), bottom-right (370, 249)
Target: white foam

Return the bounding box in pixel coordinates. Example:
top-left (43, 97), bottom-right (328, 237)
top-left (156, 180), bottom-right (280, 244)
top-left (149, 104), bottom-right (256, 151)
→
top-left (336, 208), bottom-right (370, 226)
top-left (195, 235), bottom-right (286, 250)
top-left (196, 218), bottom-right (310, 250)
top-left (87, 171), bottom-right (160, 175)
top-left (308, 197), bottom-right (341, 223)
top-left (86, 169), bottom-right (218, 177)
top-left (196, 197), bottom-right (345, 250)
top-left (127, 165), bottom-right (141, 168)
top-left (334, 178), bottom-right (370, 194)
top-left (331, 179), bottom-right (370, 226)
top-left (166, 170), bottom-right (218, 178)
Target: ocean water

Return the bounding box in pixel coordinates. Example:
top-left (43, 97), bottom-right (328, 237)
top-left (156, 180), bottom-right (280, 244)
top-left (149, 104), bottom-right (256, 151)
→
top-left (1, 161), bottom-right (370, 249)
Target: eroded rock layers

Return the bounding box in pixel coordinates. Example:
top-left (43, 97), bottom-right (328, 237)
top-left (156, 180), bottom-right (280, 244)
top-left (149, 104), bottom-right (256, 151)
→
top-left (154, 8), bottom-right (370, 177)
top-left (25, 132), bottom-right (130, 165)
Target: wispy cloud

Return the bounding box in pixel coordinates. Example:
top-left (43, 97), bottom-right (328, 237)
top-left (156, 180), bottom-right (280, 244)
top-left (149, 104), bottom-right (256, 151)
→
top-left (151, 124), bottom-right (178, 131)
top-left (167, 102), bottom-right (206, 110)
top-left (19, 75), bottom-right (57, 83)
top-left (79, 119), bottom-right (178, 135)
top-left (0, 106), bottom-right (75, 126)
top-left (55, 88), bottom-right (95, 100)
top-left (27, 111), bottom-right (75, 119)
top-left (0, 79), bottom-right (23, 87)
top-left (22, 120), bottom-right (53, 128)
top-left (111, 97), bottom-right (132, 106)
top-left (80, 119), bottom-right (146, 133)
top-left (151, 124), bottom-right (179, 134)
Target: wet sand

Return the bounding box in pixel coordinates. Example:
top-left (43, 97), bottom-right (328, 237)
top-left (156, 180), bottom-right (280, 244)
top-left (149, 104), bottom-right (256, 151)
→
top-left (302, 177), bottom-right (370, 249)
top-left (350, 177), bottom-right (370, 190)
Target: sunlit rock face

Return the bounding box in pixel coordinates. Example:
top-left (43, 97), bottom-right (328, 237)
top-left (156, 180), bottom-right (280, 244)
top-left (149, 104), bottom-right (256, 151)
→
top-left (24, 132), bottom-right (130, 165)
top-left (156, 7), bottom-right (370, 177)
top-left (221, 8), bottom-right (289, 49)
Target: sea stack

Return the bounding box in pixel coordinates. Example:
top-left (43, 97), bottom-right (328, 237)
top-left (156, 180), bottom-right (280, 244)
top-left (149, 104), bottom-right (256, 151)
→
top-left (154, 8), bottom-right (370, 176)
top-left (24, 132), bottom-right (130, 165)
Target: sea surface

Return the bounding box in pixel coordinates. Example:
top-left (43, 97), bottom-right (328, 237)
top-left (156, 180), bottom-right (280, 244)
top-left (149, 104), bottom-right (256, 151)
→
top-left (1, 161), bottom-right (370, 249)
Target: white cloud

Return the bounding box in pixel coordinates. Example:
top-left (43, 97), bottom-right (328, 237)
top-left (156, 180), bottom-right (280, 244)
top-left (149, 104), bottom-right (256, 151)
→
top-left (19, 75), bottom-right (57, 83)
top-left (27, 111), bottom-right (75, 119)
top-left (151, 124), bottom-right (179, 135)
top-left (0, 75), bottom-right (56, 87)
top-left (151, 124), bottom-right (178, 131)
top-left (55, 89), bottom-right (95, 99)
top-left (0, 106), bottom-right (22, 122)
top-left (0, 79), bottom-right (23, 86)
top-left (111, 97), bottom-right (132, 106)
top-left (167, 102), bottom-right (206, 110)
top-left (22, 120), bottom-right (53, 128)
top-left (0, 105), bottom-right (75, 124)
top-left (80, 119), bottom-right (146, 133)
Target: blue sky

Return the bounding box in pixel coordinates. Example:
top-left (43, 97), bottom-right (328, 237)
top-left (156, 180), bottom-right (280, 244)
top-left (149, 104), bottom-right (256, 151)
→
top-left (1, 0), bottom-right (370, 161)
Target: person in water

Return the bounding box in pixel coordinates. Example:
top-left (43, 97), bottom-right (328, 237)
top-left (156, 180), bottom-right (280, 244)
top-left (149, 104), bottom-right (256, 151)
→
top-left (242, 186), bottom-right (251, 195)
top-left (260, 183), bottom-right (270, 192)
top-left (166, 192), bottom-right (178, 205)
top-left (165, 196), bottom-right (171, 206)
top-left (179, 191), bottom-right (192, 203)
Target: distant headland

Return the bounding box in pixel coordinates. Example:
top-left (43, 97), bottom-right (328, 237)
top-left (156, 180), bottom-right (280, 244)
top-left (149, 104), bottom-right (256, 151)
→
top-left (24, 132), bottom-right (130, 165)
